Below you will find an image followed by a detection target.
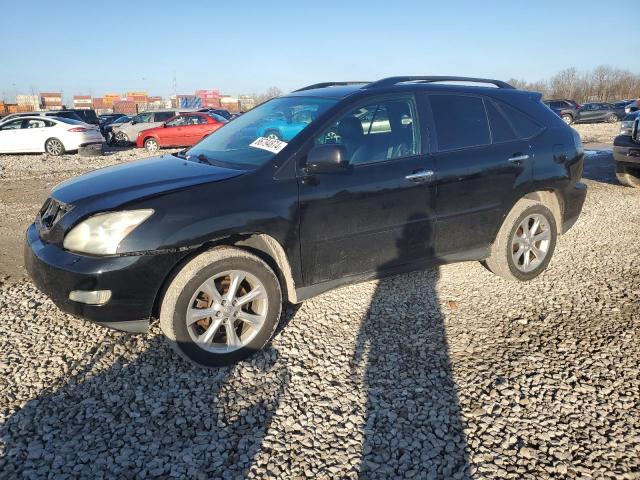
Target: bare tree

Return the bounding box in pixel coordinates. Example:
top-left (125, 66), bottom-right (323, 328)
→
top-left (508, 65), bottom-right (639, 102)
top-left (255, 87), bottom-right (283, 105)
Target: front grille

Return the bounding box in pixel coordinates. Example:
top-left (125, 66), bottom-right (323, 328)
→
top-left (38, 197), bottom-right (71, 230)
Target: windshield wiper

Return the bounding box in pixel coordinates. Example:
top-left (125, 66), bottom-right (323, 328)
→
top-left (172, 150), bottom-right (189, 160)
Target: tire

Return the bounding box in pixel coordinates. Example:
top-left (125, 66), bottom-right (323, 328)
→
top-left (263, 130), bottom-right (282, 141)
top-left (159, 247), bottom-right (283, 367)
top-left (561, 114), bottom-right (573, 125)
top-left (114, 131), bottom-right (129, 145)
top-left (44, 138), bottom-right (65, 156)
top-left (607, 114), bottom-right (618, 123)
top-left (483, 200), bottom-right (557, 281)
top-left (144, 137), bottom-right (159, 153)
top-left (616, 171), bottom-right (640, 188)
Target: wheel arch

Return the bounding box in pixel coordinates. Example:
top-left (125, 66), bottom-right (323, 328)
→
top-left (151, 233), bottom-right (298, 319)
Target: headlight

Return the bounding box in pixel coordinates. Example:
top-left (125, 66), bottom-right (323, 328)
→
top-left (63, 209), bottom-right (154, 255)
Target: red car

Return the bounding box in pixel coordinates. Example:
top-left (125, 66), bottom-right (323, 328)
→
top-left (136, 112), bottom-right (226, 152)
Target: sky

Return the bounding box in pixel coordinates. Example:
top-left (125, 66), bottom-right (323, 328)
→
top-left (1, 0), bottom-right (638, 101)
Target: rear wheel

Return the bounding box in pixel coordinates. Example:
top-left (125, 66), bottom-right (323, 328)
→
top-left (483, 200), bottom-right (557, 281)
top-left (607, 114), bottom-right (619, 123)
top-left (44, 138), bottom-right (64, 156)
top-left (144, 137), bottom-right (159, 153)
top-left (561, 114), bottom-right (573, 125)
top-left (160, 247), bottom-right (282, 367)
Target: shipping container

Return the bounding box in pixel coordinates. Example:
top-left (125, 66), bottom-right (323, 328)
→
top-left (178, 95), bottom-right (202, 108)
top-left (112, 100), bottom-right (138, 115)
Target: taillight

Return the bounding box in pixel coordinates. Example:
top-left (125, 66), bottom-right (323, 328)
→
top-left (68, 127), bottom-right (87, 132)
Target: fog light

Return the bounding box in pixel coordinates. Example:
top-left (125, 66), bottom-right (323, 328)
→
top-left (69, 290), bottom-right (112, 305)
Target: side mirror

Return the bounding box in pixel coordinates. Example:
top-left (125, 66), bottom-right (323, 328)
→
top-left (306, 144), bottom-right (349, 173)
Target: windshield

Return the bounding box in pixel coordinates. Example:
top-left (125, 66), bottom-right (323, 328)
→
top-left (185, 96), bottom-right (337, 168)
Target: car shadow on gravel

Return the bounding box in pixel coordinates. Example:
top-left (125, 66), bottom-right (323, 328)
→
top-left (582, 149), bottom-right (620, 185)
top-left (0, 306), bottom-right (300, 478)
top-left (353, 215), bottom-right (470, 479)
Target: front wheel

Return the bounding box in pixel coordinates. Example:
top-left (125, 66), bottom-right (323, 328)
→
top-left (561, 114), bottom-right (573, 125)
top-left (483, 200), bottom-right (557, 281)
top-left (144, 137), bottom-right (159, 153)
top-left (160, 247), bottom-right (283, 367)
top-left (114, 131), bottom-right (129, 145)
top-left (607, 114), bottom-right (619, 123)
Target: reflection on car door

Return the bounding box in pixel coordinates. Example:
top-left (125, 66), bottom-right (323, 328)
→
top-left (426, 94), bottom-right (533, 256)
top-left (0, 119), bottom-right (27, 152)
top-left (298, 94), bottom-right (437, 285)
top-left (24, 119), bottom-right (52, 152)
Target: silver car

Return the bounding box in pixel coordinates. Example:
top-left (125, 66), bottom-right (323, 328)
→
top-left (111, 110), bottom-right (193, 144)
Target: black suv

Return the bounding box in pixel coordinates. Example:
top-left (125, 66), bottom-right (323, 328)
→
top-left (543, 99), bottom-right (580, 124)
top-left (613, 115), bottom-right (640, 187)
top-left (25, 76), bottom-right (587, 366)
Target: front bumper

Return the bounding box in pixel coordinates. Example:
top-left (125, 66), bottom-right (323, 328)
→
top-left (613, 134), bottom-right (640, 166)
top-left (24, 223), bottom-right (188, 333)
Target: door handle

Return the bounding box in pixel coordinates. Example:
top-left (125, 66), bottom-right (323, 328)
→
top-left (508, 154), bottom-right (529, 165)
top-left (405, 170), bottom-right (434, 182)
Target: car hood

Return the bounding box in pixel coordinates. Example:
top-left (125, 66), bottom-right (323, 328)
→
top-left (52, 155), bottom-right (245, 206)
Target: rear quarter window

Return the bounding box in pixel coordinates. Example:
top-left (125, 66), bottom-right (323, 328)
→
top-left (485, 100), bottom-right (518, 143)
top-left (496, 102), bottom-right (544, 139)
top-left (429, 94), bottom-right (490, 151)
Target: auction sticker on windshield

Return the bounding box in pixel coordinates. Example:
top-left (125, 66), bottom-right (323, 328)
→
top-left (249, 136), bottom-right (288, 154)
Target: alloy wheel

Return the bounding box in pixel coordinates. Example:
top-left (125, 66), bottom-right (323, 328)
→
top-left (145, 139), bottom-right (159, 152)
top-left (185, 270), bottom-right (268, 353)
top-left (511, 213), bottom-right (551, 273)
top-left (46, 139), bottom-right (63, 155)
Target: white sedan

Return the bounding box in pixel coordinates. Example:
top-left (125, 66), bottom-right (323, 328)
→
top-left (0, 116), bottom-right (104, 155)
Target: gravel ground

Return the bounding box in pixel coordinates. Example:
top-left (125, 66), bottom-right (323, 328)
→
top-left (0, 129), bottom-right (639, 479)
top-left (571, 122), bottom-right (620, 144)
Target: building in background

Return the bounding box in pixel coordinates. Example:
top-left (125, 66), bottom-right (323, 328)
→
top-left (73, 95), bottom-right (92, 110)
top-left (112, 100), bottom-right (137, 115)
top-left (103, 93), bottom-right (121, 107)
top-left (220, 95), bottom-right (240, 113)
top-left (175, 94), bottom-right (202, 109)
top-left (196, 89), bottom-right (221, 108)
top-left (40, 92), bottom-right (63, 110)
top-left (239, 95), bottom-right (256, 112)
top-left (16, 94), bottom-right (39, 112)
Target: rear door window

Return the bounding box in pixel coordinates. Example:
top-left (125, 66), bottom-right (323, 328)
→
top-left (429, 94), bottom-right (490, 151)
top-left (154, 111), bottom-right (175, 122)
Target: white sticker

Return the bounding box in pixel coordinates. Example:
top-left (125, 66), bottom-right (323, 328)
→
top-left (249, 136), bottom-right (288, 154)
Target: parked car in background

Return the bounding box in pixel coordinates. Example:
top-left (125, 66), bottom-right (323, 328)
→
top-left (24, 76), bottom-right (587, 366)
top-left (542, 99), bottom-right (580, 124)
top-left (613, 116), bottom-right (640, 187)
top-left (136, 112), bottom-right (226, 152)
top-left (103, 115), bottom-right (132, 144)
top-left (0, 116), bottom-right (103, 155)
top-left (99, 114), bottom-right (125, 127)
top-left (111, 110), bottom-right (191, 144)
top-left (67, 109), bottom-right (99, 126)
top-left (0, 110), bottom-right (84, 125)
top-left (620, 111), bottom-right (640, 136)
top-left (575, 102), bottom-right (623, 123)
top-left (625, 99), bottom-right (639, 114)
top-left (198, 108), bottom-right (232, 120)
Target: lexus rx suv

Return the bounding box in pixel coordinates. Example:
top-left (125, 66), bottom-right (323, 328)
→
top-left (25, 76), bottom-right (587, 367)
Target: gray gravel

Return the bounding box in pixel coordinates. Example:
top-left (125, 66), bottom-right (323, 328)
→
top-left (0, 142), bottom-right (639, 479)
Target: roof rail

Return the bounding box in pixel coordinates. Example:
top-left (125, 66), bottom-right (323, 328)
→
top-left (364, 76), bottom-right (515, 90)
top-left (293, 81), bottom-right (370, 92)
